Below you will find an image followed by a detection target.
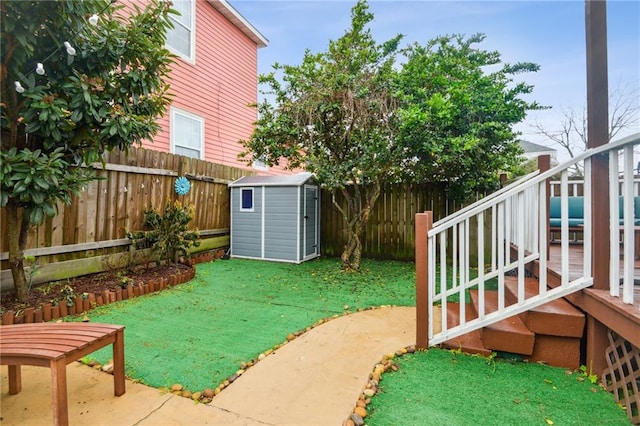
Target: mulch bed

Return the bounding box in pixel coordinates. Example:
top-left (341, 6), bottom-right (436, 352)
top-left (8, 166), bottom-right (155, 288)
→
top-left (0, 262), bottom-right (193, 315)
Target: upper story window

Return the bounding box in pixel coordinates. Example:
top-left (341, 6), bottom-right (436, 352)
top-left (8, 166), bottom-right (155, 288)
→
top-left (252, 158), bottom-right (269, 171)
top-left (166, 0), bottom-right (195, 62)
top-left (171, 107), bottom-right (204, 159)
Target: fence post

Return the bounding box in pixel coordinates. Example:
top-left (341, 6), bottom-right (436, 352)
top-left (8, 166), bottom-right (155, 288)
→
top-left (415, 211), bottom-right (432, 349)
top-left (499, 173), bottom-right (508, 188)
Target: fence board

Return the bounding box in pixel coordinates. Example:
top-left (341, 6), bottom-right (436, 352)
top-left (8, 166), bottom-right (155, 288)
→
top-left (320, 182), bottom-right (471, 261)
top-left (1, 147), bottom-right (254, 288)
top-left (3, 145), bottom-right (480, 284)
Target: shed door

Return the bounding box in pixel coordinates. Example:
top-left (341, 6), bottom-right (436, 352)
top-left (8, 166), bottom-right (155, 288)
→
top-left (304, 186), bottom-right (318, 257)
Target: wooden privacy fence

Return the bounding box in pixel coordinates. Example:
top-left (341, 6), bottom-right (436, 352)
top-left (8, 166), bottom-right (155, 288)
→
top-left (321, 183), bottom-right (473, 261)
top-left (0, 147), bottom-right (254, 291)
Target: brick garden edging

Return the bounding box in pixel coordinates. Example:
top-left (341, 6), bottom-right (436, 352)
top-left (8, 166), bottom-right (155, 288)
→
top-left (0, 251), bottom-right (218, 326)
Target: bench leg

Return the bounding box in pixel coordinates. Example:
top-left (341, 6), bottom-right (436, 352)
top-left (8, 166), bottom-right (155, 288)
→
top-left (8, 365), bottom-right (22, 394)
top-left (50, 358), bottom-right (69, 426)
top-left (113, 330), bottom-right (125, 396)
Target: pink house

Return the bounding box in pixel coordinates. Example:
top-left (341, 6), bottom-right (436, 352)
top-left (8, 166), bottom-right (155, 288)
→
top-left (136, 0), bottom-right (287, 175)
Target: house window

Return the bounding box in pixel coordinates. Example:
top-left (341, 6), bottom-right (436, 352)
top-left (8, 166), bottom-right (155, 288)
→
top-left (166, 0), bottom-right (195, 62)
top-left (241, 188), bottom-right (254, 211)
top-left (252, 158), bottom-right (269, 171)
top-left (171, 108), bottom-right (204, 159)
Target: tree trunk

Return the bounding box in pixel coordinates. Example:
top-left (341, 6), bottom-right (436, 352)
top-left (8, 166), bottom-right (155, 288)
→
top-left (333, 181), bottom-right (382, 271)
top-left (6, 200), bottom-right (30, 302)
top-left (341, 228), bottom-right (362, 271)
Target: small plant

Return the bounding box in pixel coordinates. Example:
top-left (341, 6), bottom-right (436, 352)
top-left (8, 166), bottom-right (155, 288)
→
top-left (101, 253), bottom-right (130, 281)
top-left (448, 346), bottom-right (463, 363)
top-left (118, 276), bottom-right (133, 288)
top-left (37, 280), bottom-right (66, 295)
top-left (579, 363), bottom-right (599, 384)
top-left (486, 351), bottom-right (498, 372)
top-left (116, 271), bottom-right (134, 288)
top-left (127, 199), bottom-right (200, 265)
top-left (60, 284), bottom-right (76, 307)
top-left (24, 255), bottom-right (40, 293)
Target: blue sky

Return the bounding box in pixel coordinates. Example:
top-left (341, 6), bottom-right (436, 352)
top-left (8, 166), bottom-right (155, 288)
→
top-left (231, 0), bottom-right (639, 158)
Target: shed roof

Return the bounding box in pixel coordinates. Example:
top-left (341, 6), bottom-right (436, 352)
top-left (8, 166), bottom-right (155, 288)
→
top-left (229, 172), bottom-right (315, 187)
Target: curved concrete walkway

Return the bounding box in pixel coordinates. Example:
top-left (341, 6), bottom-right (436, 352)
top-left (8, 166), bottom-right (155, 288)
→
top-left (0, 307), bottom-right (416, 425)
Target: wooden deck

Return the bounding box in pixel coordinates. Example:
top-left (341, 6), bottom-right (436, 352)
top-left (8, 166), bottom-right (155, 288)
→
top-left (547, 243), bottom-right (640, 297)
top-left (547, 243), bottom-right (640, 349)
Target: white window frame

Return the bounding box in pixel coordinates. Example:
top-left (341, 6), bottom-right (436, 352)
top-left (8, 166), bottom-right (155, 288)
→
top-left (166, 0), bottom-right (196, 63)
top-left (170, 107), bottom-right (204, 160)
top-left (240, 188), bottom-right (254, 212)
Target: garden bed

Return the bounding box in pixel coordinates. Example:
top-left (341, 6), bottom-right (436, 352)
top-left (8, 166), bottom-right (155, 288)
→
top-left (0, 251), bottom-right (217, 325)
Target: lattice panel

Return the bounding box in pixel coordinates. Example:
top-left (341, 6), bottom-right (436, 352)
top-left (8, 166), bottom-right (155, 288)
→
top-left (603, 331), bottom-right (639, 424)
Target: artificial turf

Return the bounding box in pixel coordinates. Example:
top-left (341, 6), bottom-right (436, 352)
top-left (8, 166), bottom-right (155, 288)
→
top-left (367, 348), bottom-right (631, 425)
top-left (70, 257), bottom-right (630, 424)
top-left (73, 257), bottom-right (416, 390)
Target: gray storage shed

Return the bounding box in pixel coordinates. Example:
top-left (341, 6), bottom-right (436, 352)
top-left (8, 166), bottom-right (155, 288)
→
top-left (228, 172), bottom-right (320, 263)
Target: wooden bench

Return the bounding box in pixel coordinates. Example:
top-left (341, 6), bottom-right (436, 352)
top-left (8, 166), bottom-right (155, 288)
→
top-left (0, 323), bottom-right (125, 426)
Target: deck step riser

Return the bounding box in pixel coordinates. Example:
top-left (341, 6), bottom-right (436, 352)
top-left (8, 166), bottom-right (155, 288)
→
top-left (504, 278), bottom-right (585, 338)
top-left (481, 324), bottom-right (535, 355)
top-left (470, 290), bottom-right (535, 356)
top-left (440, 281), bottom-right (585, 367)
top-left (529, 335), bottom-right (581, 370)
top-left (441, 302), bottom-right (492, 357)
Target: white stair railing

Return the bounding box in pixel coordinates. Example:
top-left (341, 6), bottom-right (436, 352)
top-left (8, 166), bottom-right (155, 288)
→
top-left (607, 135), bottom-right (640, 307)
top-left (419, 132), bottom-right (640, 346)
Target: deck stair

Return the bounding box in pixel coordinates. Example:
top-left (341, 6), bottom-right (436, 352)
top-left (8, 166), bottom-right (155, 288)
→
top-left (441, 277), bottom-right (585, 369)
top-left (441, 302), bottom-right (491, 357)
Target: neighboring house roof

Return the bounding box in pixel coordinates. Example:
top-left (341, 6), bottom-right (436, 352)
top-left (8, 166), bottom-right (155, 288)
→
top-left (208, 0), bottom-right (268, 48)
top-left (229, 172), bottom-right (315, 187)
top-left (519, 140), bottom-right (557, 160)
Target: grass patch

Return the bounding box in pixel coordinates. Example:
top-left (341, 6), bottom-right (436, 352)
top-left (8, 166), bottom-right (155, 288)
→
top-left (367, 349), bottom-right (631, 425)
top-left (72, 258), bottom-right (415, 390)
top-left (66, 258), bottom-right (629, 424)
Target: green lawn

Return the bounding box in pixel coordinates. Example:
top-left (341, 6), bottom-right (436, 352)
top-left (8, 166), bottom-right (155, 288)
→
top-left (70, 257), bottom-right (629, 424)
top-left (367, 349), bottom-right (630, 425)
top-left (75, 257), bottom-right (415, 390)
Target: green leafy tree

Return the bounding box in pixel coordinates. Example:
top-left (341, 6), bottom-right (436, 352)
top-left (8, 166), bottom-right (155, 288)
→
top-left (240, 2), bottom-right (541, 271)
top-left (396, 34), bottom-right (542, 199)
top-left (1, 0), bottom-right (175, 302)
top-left (240, 1), bottom-right (404, 271)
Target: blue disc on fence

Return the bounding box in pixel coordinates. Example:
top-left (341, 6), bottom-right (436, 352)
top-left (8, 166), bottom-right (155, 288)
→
top-left (175, 176), bottom-right (191, 196)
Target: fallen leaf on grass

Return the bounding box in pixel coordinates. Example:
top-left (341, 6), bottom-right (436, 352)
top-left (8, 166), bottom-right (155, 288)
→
top-left (545, 419), bottom-right (554, 425)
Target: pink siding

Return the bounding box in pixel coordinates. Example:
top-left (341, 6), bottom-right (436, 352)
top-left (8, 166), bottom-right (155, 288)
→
top-left (131, 0), bottom-right (291, 176)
